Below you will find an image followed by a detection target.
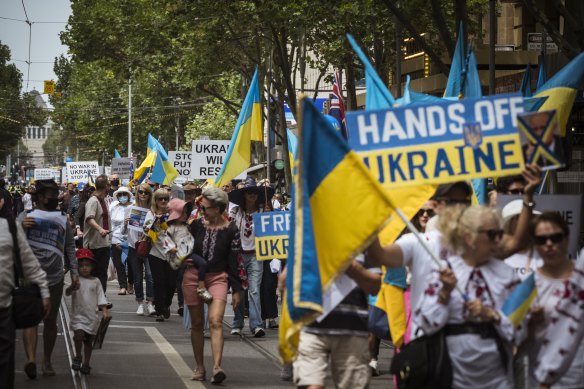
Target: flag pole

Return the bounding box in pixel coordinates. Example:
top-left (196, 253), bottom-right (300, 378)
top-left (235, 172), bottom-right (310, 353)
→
top-left (394, 207), bottom-right (468, 300)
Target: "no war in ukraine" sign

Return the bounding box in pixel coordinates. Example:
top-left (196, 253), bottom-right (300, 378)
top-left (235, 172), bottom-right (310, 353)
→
top-left (345, 93), bottom-right (525, 189)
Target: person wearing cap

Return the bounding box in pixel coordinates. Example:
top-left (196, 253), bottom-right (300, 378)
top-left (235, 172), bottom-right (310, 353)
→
top-left (109, 186), bottom-right (134, 295)
top-left (18, 179), bottom-right (79, 378)
top-left (368, 164), bottom-right (542, 340)
top-left (0, 188), bottom-right (50, 388)
top-left (187, 187), bottom-right (244, 383)
top-left (502, 199), bottom-right (543, 281)
top-left (228, 176), bottom-right (274, 338)
top-left (65, 248), bottom-right (108, 376)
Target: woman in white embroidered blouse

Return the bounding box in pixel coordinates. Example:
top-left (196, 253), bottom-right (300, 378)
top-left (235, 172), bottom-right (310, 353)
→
top-left (415, 205), bottom-right (519, 389)
top-left (525, 212), bottom-right (584, 389)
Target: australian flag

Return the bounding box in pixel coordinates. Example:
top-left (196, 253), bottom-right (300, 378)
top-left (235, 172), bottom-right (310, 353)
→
top-left (329, 71), bottom-right (348, 140)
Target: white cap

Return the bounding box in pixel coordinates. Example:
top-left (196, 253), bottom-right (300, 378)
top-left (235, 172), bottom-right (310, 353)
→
top-left (501, 199), bottom-right (541, 227)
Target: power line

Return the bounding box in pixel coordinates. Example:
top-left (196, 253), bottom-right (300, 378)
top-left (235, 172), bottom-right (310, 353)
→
top-left (20, 0), bottom-right (33, 92)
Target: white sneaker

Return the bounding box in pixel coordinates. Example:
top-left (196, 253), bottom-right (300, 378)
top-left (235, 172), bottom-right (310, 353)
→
top-left (146, 303), bottom-right (156, 316)
top-left (369, 359), bottom-right (380, 376)
top-left (136, 304), bottom-right (145, 316)
top-left (230, 328), bottom-right (242, 336)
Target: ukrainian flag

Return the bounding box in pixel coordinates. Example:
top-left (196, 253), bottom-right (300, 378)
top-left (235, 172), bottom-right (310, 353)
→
top-left (535, 51), bottom-right (584, 136)
top-left (86, 170), bottom-right (95, 187)
top-left (114, 149), bottom-right (122, 158)
top-left (286, 129), bottom-right (297, 171)
top-left (133, 133), bottom-right (179, 185)
top-left (215, 67), bottom-right (263, 188)
top-left (279, 98), bottom-right (395, 363)
top-left (502, 272), bottom-right (538, 327)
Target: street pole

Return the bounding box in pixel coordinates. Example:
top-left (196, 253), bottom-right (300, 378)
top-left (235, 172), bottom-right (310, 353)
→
top-left (489, 0), bottom-right (496, 95)
top-left (128, 74), bottom-right (132, 157)
top-left (175, 111), bottom-right (179, 150)
top-left (266, 42), bottom-right (273, 183)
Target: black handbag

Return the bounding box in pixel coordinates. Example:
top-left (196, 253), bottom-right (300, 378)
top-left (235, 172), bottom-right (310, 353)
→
top-left (389, 329), bottom-right (452, 389)
top-left (10, 222), bottom-right (44, 330)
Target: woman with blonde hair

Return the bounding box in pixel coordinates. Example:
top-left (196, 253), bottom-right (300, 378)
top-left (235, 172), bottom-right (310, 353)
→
top-left (144, 188), bottom-right (176, 322)
top-left (185, 187), bottom-right (243, 383)
top-left (415, 205), bottom-right (519, 389)
top-left (126, 184), bottom-right (155, 316)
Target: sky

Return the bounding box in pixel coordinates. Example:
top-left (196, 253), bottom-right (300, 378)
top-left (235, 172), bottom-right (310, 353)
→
top-left (0, 0), bottom-right (72, 105)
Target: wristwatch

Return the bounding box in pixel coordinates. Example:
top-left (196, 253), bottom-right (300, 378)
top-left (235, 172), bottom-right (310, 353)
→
top-left (523, 200), bottom-right (536, 209)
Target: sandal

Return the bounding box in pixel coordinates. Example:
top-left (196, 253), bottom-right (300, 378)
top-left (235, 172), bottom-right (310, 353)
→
top-left (71, 357), bottom-right (82, 371)
top-left (211, 366), bottom-right (226, 384)
top-left (191, 368), bottom-right (206, 381)
top-left (80, 364), bottom-right (91, 375)
top-left (24, 362), bottom-right (37, 379)
top-left (197, 288), bottom-right (213, 304)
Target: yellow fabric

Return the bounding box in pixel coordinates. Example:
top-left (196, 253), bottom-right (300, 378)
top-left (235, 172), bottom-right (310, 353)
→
top-left (376, 283), bottom-right (407, 348)
top-left (535, 87), bottom-right (577, 137)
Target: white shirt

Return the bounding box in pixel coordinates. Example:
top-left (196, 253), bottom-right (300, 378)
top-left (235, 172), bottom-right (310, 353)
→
top-left (504, 250), bottom-right (543, 281)
top-left (108, 201), bottom-right (132, 245)
top-left (229, 206), bottom-right (256, 251)
top-left (69, 276), bottom-right (107, 334)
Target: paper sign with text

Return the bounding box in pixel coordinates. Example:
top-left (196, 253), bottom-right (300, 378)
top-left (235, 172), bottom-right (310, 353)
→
top-left (66, 161), bottom-right (99, 183)
top-left (168, 151), bottom-right (192, 181)
top-left (111, 158), bottom-right (133, 177)
top-left (191, 140), bottom-right (246, 180)
top-left (254, 211), bottom-right (290, 260)
top-left (34, 168), bottom-right (59, 181)
top-left (346, 93), bottom-right (526, 189)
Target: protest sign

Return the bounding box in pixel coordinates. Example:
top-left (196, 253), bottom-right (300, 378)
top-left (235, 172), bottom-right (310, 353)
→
top-left (498, 194), bottom-right (582, 258)
top-left (191, 140), bottom-right (246, 180)
top-left (34, 168), bottom-right (59, 181)
top-left (346, 93), bottom-right (526, 189)
top-left (66, 161), bottom-right (99, 183)
top-left (111, 158), bottom-right (133, 177)
top-left (168, 151), bottom-right (192, 181)
top-left (254, 211), bottom-right (290, 260)
top-left (24, 210), bottom-right (68, 257)
top-left (517, 110), bottom-right (565, 171)
top-left (127, 206), bottom-right (150, 232)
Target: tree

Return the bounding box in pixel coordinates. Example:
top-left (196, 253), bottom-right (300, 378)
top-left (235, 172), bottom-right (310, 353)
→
top-left (0, 41), bottom-right (47, 161)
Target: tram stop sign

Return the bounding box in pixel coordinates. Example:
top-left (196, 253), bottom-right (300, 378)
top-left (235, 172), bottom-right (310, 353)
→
top-left (274, 159), bottom-right (285, 170)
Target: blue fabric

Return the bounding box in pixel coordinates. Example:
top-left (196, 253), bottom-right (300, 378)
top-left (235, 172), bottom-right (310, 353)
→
top-left (520, 64), bottom-right (533, 97)
top-left (233, 253), bottom-right (264, 331)
top-left (384, 267), bottom-right (407, 289)
top-left (537, 52), bottom-right (584, 92)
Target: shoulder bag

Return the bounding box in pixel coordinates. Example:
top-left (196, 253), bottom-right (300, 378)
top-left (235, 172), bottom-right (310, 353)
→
top-left (11, 223), bottom-right (44, 329)
top-left (389, 328), bottom-right (452, 389)
top-left (135, 235), bottom-right (152, 258)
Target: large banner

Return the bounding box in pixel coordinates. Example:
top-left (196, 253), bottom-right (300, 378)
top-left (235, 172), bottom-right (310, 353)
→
top-left (111, 157), bottom-right (133, 177)
top-left (191, 140), bottom-right (230, 179)
top-left (66, 161), bottom-right (99, 183)
top-left (254, 211), bottom-right (290, 260)
top-left (346, 93), bottom-right (526, 189)
top-left (24, 209), bottom-right (68, 257)
top-left (34, 168), bottom-right (59, 181)
top-left (498, 194), bottom-right (582, 259)
top-left (168, 151), bottom-right (192, 182)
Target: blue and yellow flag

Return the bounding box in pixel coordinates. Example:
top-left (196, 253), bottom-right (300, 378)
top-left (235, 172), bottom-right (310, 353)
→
top-left (114, 149), bottom-right (122, 158)
top-left (286, 129), bottom-right (298, 172)
top-left (535, 51), bottom-right (584, 136)
top-left (133, 150), bottom-right (156, 184)
top-left (215, 67), bottom-right (263, 188)
top-left (279, 98), bottom-right (395, 363)
top-left (133, 134), bottom-right (179, 185)
top-left (502, 272), bottom-right (538, 327)
top-left (86, 170), bottom-right (95, 187)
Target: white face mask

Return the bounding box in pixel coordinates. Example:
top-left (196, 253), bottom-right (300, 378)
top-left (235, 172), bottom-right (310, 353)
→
top-left (118, 195), bottom-right (129, 204)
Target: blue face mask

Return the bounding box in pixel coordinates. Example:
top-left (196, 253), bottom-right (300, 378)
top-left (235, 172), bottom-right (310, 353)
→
top-left (118, 196), bottom-right (129, 204)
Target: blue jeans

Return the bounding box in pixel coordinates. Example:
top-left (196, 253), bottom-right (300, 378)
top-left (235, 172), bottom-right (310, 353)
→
top-left (232, 253), bottom-right (263, 331)
top-left (128, 247), bottom-right (154, 301)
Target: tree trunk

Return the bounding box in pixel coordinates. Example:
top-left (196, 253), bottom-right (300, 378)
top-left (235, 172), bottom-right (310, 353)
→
top-left (431, 0), bottom-right (454, 58)
top-left (345, 62), bottom-right (358, 110)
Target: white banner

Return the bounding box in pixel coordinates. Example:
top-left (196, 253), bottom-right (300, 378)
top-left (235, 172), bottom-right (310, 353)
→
top-left (498, 194), bottom-right (582, 258)
top-left (191, 140), bottom-right (247, 180)
top-left (168, 151), bottom-right (192, 181)
top-left (111, 158), bottom-right (133, 177)
top-left (34, 168), bottom-right (59, 181)
top-left (66, 161), bottom-right (99, 183)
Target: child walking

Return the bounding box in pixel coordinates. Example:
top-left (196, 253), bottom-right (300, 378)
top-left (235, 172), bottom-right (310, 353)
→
top-left (165, 199), bottom-right (212, 303)
top-left (65, 248), bottom-right (108, 375)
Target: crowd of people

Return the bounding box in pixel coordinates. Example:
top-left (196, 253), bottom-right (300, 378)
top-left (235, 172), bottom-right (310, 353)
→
top-left (0, 164), bottom-right (583, 388)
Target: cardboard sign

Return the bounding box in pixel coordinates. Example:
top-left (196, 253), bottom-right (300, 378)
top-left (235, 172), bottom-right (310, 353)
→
top-left (517, 110), bottom-right (565, 171)
top-left (66, 161), bottom-right (99, 183)
top-left (191, 140), bottom-right (230, 179)
top-left (346, 93), bottom-right (526, 189)
top-left (168, 151), bottom-right (192, 180)
top-left (111, 158), bottom-right (133, 177)
top-left (498, 194), bottom-right (582, 258)
top-left (34, 168), bottom-right (59, 181)
top-left (254, 211), bottom-right (290, 260)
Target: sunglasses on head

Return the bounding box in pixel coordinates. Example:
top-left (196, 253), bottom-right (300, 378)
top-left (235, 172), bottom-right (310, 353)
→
top-left (417, 208), bottom-right (435, 218)
top-left (156, 197), bottom-right (169, 202)
top-left (478, 228), bottom-right (504, 242)
top-left (199, 205), bottom-right (218, 212)
top-left (534, 233), bottom-right (564, 246)
top-left (137, 190), bottom-right (150, 195)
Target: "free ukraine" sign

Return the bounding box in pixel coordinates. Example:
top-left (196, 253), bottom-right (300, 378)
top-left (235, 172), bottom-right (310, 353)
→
top-left (253, 211), bottom-right (290, 260)
top-left (346, 93), bottom-right (525, 189)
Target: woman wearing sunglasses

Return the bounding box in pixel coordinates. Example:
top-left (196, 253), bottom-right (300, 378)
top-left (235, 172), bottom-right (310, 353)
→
top-left (415, 205), bottom-right (518, 388)
top-left (523, 212), bottom-right (584, 388)
top-left (143, 188), bottom-right (176, 322)
top-left (126, 184), bottom-right (155, 316)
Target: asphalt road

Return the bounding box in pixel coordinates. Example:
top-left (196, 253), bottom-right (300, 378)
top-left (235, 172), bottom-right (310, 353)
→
top-left (14, 278), bottom-right (395, 388)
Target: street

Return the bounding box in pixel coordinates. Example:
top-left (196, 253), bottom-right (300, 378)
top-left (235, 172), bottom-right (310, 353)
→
top-left (14, 279), bottom-right (395, 388)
